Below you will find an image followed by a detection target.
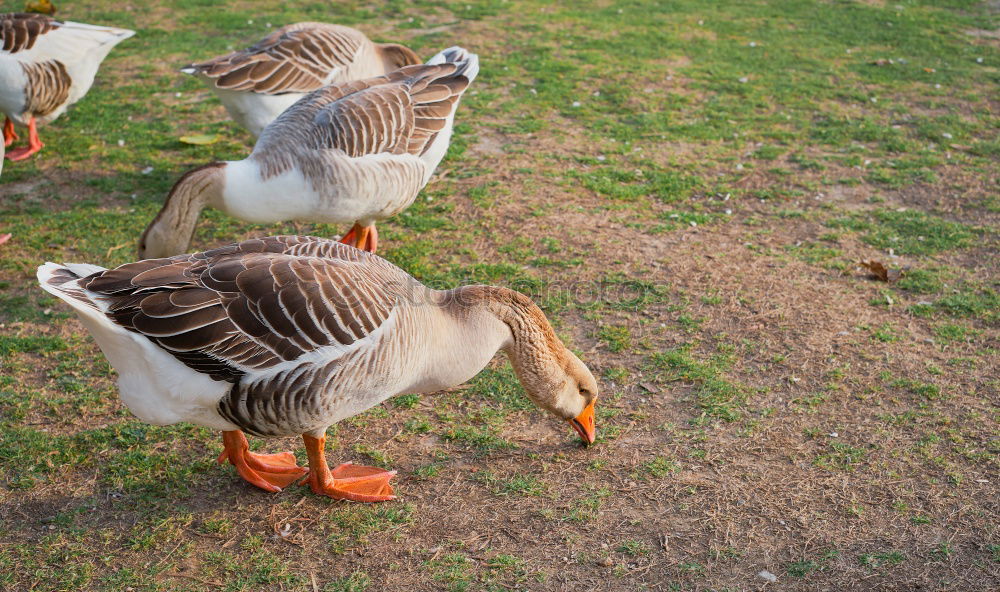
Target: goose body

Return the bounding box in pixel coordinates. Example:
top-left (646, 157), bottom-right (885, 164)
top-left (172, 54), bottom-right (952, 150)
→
top-left (216, 151), bottom-right (425, 226)
top-left (0, 12), bottom-right (133, 160)
top-left (140, 47), bottom-right (479, 258)
top-left (182, 23), bottom-right (421, 136)
top-left (38, 236), bottom-right (598, 501)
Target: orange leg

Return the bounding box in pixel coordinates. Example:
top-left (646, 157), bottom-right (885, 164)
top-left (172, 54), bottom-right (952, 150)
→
top-left (2, 118), bottom-right (17, 147)
top-left (302, 433), bottom-right (395, 502)
top-left (217, 430), bottom-right (308, 492)
top-left (339, 222), bottom-right (379, 253)
top-left (6, 117), bottom-right (43, 161)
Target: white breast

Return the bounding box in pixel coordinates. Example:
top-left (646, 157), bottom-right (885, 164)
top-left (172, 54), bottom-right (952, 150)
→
top-left (219, 153), bottom-right (427, 226)
top-left (219, 159), bottom-right (320, 222)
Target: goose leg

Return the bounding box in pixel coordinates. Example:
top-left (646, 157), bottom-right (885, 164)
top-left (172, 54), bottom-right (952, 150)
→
top-left (2, 118), bottom-right (17, 147)
top-left (339, 222), bottom-right (379, 253)
top-left (6, 117), bottom-right (43, 161)
top-left (302, 433), bottom-right (396, 502)
top-left (217, 430), bottom-right (308, 492)
top-left (364, 225), bottom-right (378, 252)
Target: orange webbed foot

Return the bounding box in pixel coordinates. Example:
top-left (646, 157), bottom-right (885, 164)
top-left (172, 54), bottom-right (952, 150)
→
top-left (302, 433), bottom-right (395, 502)
top-left (5, 143), bottom-right (42, 161)
top-left (218, 430), bottom-right (308, 492)
top-left (5, 117), bottom-right (41, 160)
top-left (307, 462), bottom-right (396, 502)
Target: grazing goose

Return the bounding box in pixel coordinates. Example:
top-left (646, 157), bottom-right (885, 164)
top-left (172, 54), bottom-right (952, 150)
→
top-left (38, 235), bottom-right (599, 501)
top-left (0, 13), bottom-right (133, 161)
top-left (182, 23), bottom-right (421, 137)
top-left (139, 46), bottom-right (478, 258)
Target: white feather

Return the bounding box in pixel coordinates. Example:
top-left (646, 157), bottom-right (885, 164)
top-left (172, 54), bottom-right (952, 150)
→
top-left (36, 263), bottom-right (234, 430)
top-left (219, 152), bottom-right (426, 225)
top-left (212, 88), bottom-right (303, 137)
top-left (0, 19), bottom-right (133, 125)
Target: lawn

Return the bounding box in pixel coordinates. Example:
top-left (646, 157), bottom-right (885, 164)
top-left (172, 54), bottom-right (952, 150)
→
top-left (1, 0), bottom-right (998, 590)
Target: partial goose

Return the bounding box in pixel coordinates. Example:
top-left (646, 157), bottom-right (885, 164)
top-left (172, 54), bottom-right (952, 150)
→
top-left (39, 235), bottom-right (598, 501)
top-left (182, 22), bottom-right (421, 137)
top-left (0, 12), bottom-right (133, 160)
top-left (140, 46), bottom-right (478, 258)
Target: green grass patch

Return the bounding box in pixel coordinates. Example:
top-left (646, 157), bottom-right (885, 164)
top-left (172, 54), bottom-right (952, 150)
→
top-left (859, 550), bottom-right (906, 570)
top-left (443, 425), bottom-right (516, 453)
top-left (826, 209), bottom-right (976, 255)
top-left (635, 456), bottom-right (680, 479)
top-left (597, 325), bottom-right (632, 353)
top-left (814, 442), bottom-right (868, 472)
top-left (466, 363), bottom-right (533, 412)
top-left (328, 505), bottom-right (413, 552)
top-left (647, 348), bottom-right (748, 422)
top-left (0, 335), bottom-right (67, 358)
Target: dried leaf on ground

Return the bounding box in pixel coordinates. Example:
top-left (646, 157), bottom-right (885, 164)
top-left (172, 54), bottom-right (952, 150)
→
top-left (858, 259), bottom-right (906, 282)
top-left (179, 134), bottom-right (220, 145)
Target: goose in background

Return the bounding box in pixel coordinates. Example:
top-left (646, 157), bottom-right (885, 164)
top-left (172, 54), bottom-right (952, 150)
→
top-left (0, 12), bottom-right (133, 161)
top-left (182, 23), bottom-right (421, 137)
top-left (140, 46), bottom-right (478, 258)
top-left (38, 235), bottom-right (598, 501)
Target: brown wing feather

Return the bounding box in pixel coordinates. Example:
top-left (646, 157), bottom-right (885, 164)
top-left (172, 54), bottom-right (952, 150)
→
top-left (185, 23), bottom-right (366, 95)
top-left (0, 13), bottom-right (59, 53)
top-left (256, 62), bottom-right (472, 166)
top-left (83, 236), bottom-right (403, 383)
top-left (21, 59), bottom-right (70, 117)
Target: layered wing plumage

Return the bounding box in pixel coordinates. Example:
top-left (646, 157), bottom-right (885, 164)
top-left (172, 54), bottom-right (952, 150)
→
top-left (0, 13), bottom-right (133, 63)
top-left (182, 23), bottom-right (368, 95)
top-left (64, 236), bottom-right (408, 383)
top-left (252, 47), bottom-right (477, 180)
top-left (0, 13), bottom-right (133, 124)
top-left (0, 12), bottom-right (59, 53)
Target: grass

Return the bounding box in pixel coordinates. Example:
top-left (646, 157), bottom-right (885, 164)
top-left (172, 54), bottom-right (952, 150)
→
top-left (648, 348), bottom-right (748, 422)
top-left (814, 442), bottom-right (869, 472)
top-left (859, 550), bottom-right (906, 570)
top-left (827, 209), bottom-right (977, 255)
top-left (1, 0), bottom-right (998, 590)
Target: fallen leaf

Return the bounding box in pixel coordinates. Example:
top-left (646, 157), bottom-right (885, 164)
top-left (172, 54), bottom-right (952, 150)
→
top-left (0, 233), bottom-right (11, 246)
top-left (858, 260), bottom-right (905, 283)
top-left (179, 134), bottom-right (220, 145)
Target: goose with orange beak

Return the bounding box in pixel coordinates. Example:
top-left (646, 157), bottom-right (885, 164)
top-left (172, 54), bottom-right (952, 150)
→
top-left (570, 399), bottom-right (597, 445)
top-left (38, 236), bottom-right (598, 502)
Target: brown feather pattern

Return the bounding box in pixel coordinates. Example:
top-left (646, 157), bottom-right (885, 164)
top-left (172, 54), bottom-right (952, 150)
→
top-left (252, 62), bottom-right (472, 182)
top-left (185, 23), bottom-right (372, 95)
top-left (0, 12), bottom-right (59, 53)
top-left (21, 59), bottom-right (70, 117)
top-left (81, 237), bottom-right (406, 404)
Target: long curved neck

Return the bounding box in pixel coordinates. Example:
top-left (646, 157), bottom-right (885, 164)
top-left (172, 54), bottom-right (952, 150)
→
top-left (376, 43), bottom-right (421, 71)
top-left (425, 286), bottom-right (567, 394)
top-left (139, 163), bottom-right (226, 258)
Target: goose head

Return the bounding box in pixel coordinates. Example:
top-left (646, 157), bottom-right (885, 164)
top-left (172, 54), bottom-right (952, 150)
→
top-left (513, 343), bottom-right (599, 445)
top-left (467, 286), bottom-right (599, 444)
top-left (138, 163), bottom-right (226, 259)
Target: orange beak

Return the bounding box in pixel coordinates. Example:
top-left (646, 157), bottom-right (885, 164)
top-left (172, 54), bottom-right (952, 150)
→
top-left (569, 399), bottom-right (597, 445)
